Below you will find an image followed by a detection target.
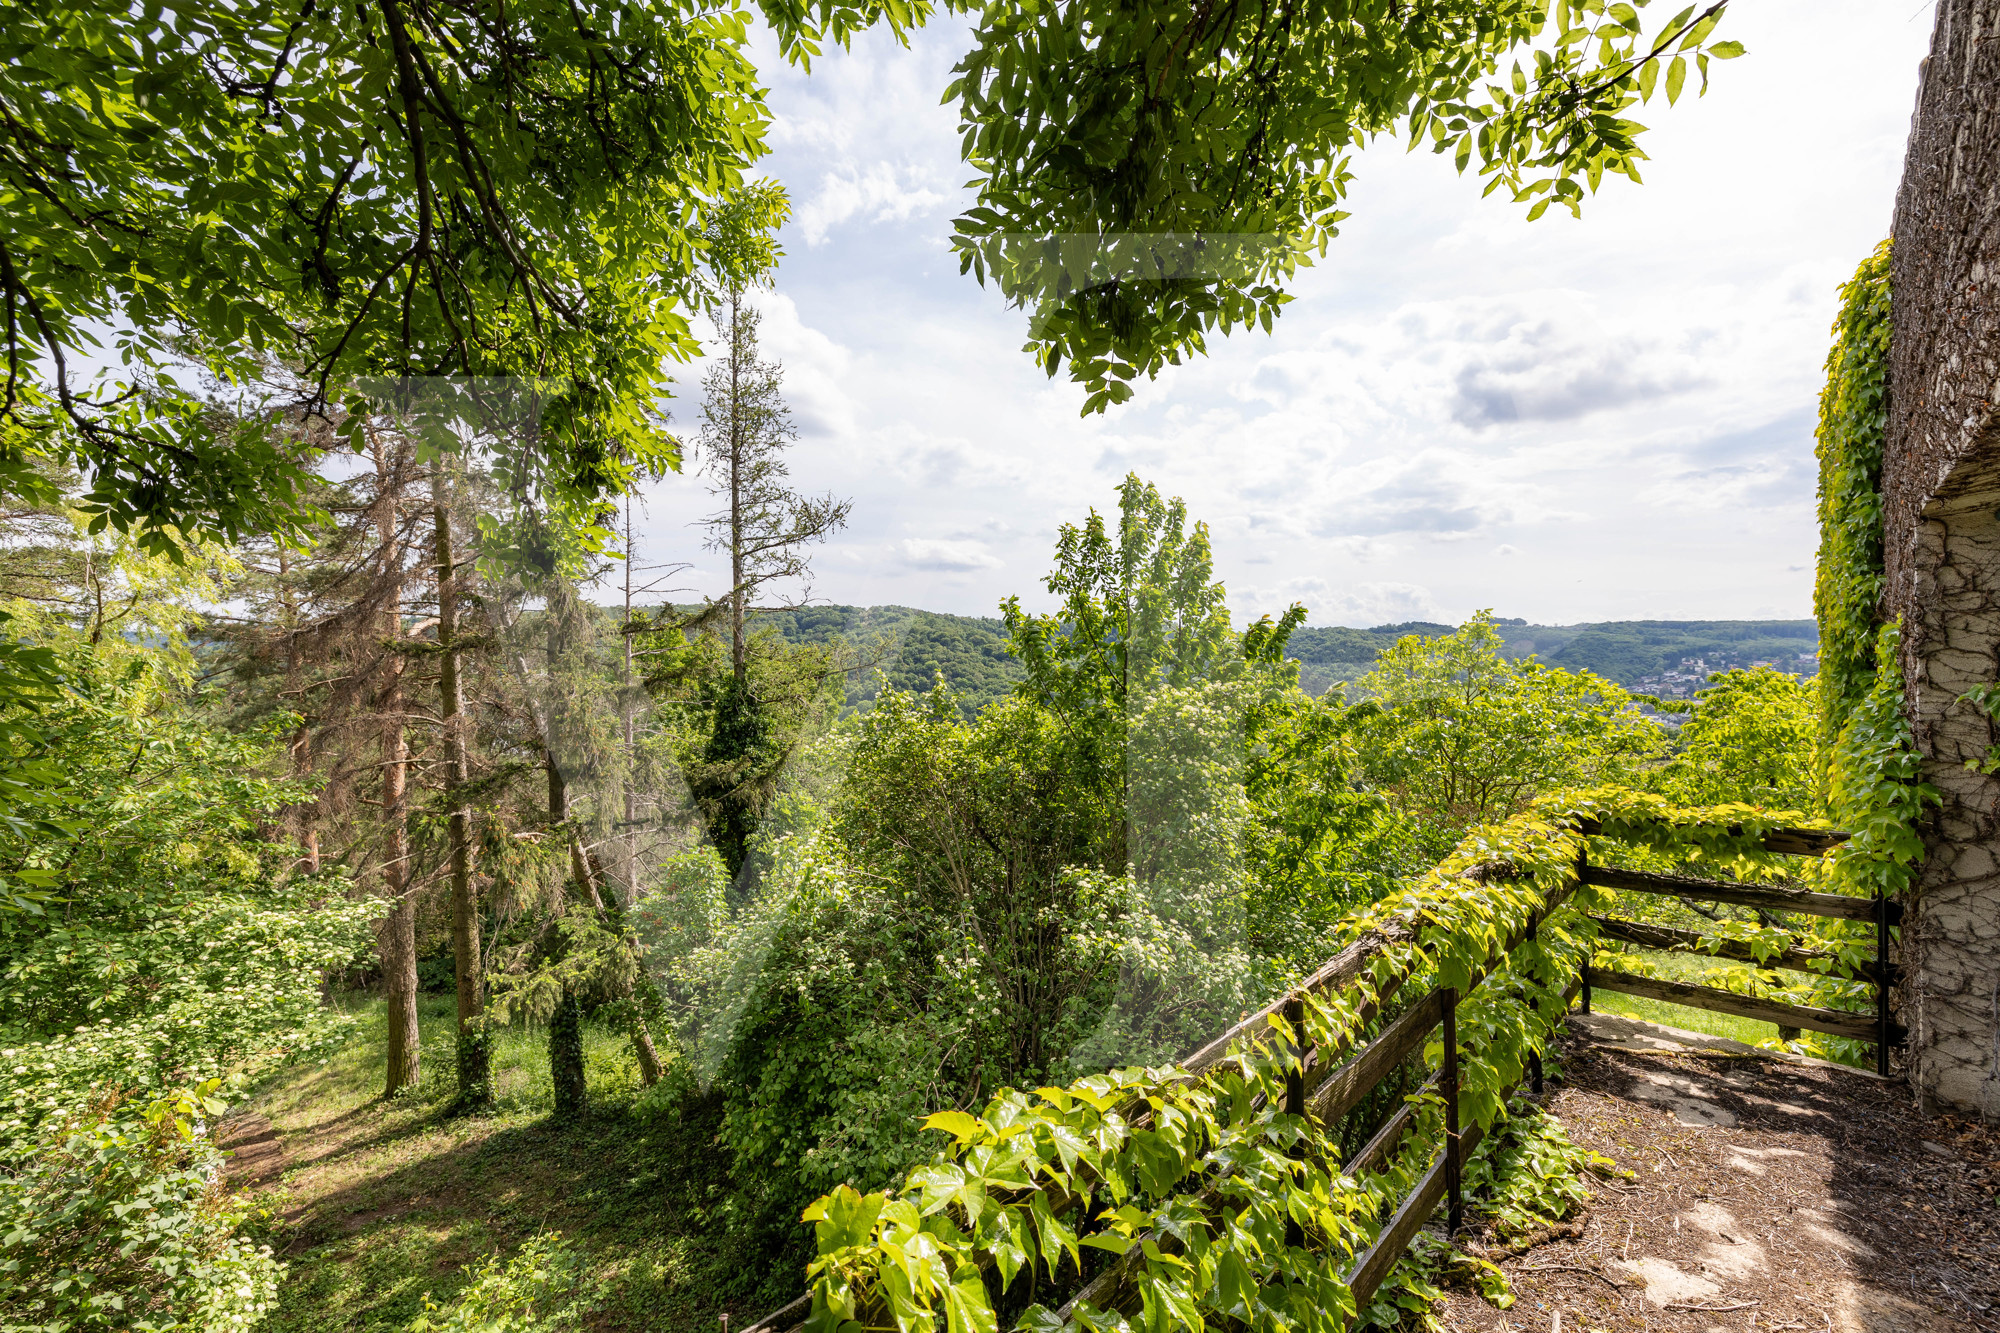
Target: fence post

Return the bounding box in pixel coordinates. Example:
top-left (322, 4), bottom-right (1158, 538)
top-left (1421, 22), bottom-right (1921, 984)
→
top-left (1876, 889), bottom-right (1891, 1079)
top-left (1526, 920), bottom-right (1545, 1096)
top-left (1440, 986), bottom-right (1461, 1236)
top-left (1284, 995), bottom-right (1307, 1249)
top-left (1576, 844), bottom-right (1592, 1016)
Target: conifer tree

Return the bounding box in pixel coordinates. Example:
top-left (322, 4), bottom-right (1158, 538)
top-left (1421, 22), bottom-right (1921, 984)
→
top-left (694, 289), bottom-right (850, 874)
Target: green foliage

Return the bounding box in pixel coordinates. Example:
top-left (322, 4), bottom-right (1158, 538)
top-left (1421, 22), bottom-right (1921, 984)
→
top-left (0, 1085), bottom-right (282, 1333)
top-left (642, 621), bottom-right (842, 877)
top-left (792, 796), bottom-right (1603, 1333)
top-left (1656, 666), bottom-right (1815, 810)
top-left (407, 1233), bottom-right (600, 1332)
top-left (883, 613), bottom-right (1028, 718)
top-left (949, 0), bottom-right (1745, 411)
top-left (1240, 690), bottom-right (1423, 966)
top-left (1353, 615), bottom-right (1664, 854)
top-left (1459, 1099), bottom-right (1613, 1242)
top-left (0, 0), bottom-right (927, 546)
top-left (1813, 240), bottom-right (1894, 755)
top-left (1002, 473), bottom-right (1245, 720)
top-left (0, 649), bottom-right (379, 1142)
top-left (1825, 623), bottom-right (1937, 902)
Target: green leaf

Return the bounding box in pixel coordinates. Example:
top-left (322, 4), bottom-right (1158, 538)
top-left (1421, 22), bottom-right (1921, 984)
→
top-left (1665, 55), bottom-right (1687, 104)
top-left (944, 1270), bottom-right (999, 1333)
top-left (923, 1110), bottom-right (984, 1145)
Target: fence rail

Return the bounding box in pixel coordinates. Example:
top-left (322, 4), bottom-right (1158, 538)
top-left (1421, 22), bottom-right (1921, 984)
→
top-left (746, 815), bottom-right (1891, 1333)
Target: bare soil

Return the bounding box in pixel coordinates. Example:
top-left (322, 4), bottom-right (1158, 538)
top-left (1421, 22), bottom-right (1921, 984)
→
top-left (1435, 1014), bottom-right (2000, 1333)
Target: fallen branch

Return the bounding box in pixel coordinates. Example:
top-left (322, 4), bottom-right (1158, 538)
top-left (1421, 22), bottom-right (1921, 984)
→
top-left (1667, 1300), bottom-right (1760, 1312)
top-left (1511, 1263), bottom-right (1628, 1289)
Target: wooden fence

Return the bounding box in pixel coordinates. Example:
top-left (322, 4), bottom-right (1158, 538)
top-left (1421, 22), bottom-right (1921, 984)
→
top-left (745, 815), bottom-right (1889, 1332)
top-left (1572, 820), bottom-right (1898, 1074)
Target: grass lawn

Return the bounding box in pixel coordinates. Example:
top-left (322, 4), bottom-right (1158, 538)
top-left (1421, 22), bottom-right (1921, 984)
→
top-left (236, 992), bottom-right (774, 1332)
top-left (1586, 947), bottom-right (1875, 1068)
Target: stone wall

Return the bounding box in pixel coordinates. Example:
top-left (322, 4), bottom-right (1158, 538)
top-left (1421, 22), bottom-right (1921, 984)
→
top-left (1883, 0), bottom-right (2000, 1117)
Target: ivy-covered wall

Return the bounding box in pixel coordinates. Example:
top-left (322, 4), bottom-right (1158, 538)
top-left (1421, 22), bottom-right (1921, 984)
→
top-left (1813, 241), bottom-right (1892, 755)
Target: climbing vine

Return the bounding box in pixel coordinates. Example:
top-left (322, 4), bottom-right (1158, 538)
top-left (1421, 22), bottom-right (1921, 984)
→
top-left (793, 790), bottom-right (1814, 1332)
top-left (1812, 239), bottom-right (1893, 757)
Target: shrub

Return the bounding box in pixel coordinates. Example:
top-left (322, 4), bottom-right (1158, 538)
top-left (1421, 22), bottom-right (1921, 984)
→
top-left (0, 1085), bottom-right (281, 1333)
top-left (407, 1233), bottom-right (598, 1332)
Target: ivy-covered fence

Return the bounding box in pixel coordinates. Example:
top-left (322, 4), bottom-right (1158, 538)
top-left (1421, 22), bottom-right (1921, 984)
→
top-left (744, 789), bottom-right (1884, 1333)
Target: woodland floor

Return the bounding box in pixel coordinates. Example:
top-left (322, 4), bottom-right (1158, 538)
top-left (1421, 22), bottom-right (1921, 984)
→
top-left (225, 996), bottom-right (2000, 1333)
top-left (220, 992), bottom-right (767, 1333)
top-left (1435, 1013), bottom-right (2000, 1333)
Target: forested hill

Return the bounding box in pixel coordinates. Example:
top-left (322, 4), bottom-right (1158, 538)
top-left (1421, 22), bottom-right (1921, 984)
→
top-left (743, 606), bottom-right (1819, 709)
top-left (754, 604), bottom-right (1027, 714)
top-left (1288, 618), bottom-right (1820, 698)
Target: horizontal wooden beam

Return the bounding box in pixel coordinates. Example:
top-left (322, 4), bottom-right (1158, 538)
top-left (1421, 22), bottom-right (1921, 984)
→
top-left (1589, 914), bottom-right (1889, 983)
top-left (1581, 865), bottom-right (1896, 924)
top-left (1343, 1118), bottom-right (1488, 1319)
top-left (1572, 817), bottom-right (1849, 857)
top-left (1309, 989), bottom-right (1445, 1124)
top-left (1590, 967), bottom-right (1897, 1045)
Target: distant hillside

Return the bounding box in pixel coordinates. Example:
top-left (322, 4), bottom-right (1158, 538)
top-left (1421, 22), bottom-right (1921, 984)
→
top-left (1290, 618), bottom-right (1818, 697)
top-left (755, 604), bottom-right (1024, 716)
top-left (729, 606), bottom-right (1818, 712)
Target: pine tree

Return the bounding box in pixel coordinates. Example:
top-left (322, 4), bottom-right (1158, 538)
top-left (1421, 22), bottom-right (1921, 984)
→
top-left (693, 289), bottom-right (850, 874)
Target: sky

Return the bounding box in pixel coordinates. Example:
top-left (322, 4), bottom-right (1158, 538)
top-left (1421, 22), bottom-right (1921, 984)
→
top-left (616, 0), bottom-right (1938, 629)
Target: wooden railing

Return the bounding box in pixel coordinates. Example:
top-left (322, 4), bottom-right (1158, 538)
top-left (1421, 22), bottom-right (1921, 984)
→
top-left (745, 814), bottom-right (1889, 1332)
top-left (1572, 821), bottom-right (1899, 1075)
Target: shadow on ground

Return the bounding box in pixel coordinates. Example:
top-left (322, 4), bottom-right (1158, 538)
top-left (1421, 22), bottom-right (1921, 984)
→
top-left (1436, 1013), bottom-right (2000, 1332)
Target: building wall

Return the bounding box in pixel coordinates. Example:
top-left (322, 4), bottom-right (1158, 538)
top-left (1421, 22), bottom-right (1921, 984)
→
top-left (1883, 0), bottom-right (2000, 1117)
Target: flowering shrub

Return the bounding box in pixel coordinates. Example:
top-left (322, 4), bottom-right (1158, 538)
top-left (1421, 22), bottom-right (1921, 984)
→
top-left (0, 1084), bottom-right (281, 1332)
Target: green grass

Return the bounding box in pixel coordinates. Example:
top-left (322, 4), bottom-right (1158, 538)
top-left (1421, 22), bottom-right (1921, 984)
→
top-left (239, 993), bottom-right (762, 1333)
top-left (1589, 948), bottom-right (1852, 1055)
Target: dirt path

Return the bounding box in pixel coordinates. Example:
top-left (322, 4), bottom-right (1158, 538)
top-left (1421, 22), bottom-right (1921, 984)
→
top-left (217, 1113), bottom-right (288, 1188)
top-left (1437, 1013), bottom-right (2000, 1333)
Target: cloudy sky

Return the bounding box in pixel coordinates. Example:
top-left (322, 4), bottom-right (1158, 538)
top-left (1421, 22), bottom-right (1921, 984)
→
top-left (619, 0), bottom-right (1936, 629)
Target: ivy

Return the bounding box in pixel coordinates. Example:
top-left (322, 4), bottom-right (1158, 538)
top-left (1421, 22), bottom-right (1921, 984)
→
top-left (1825, 623), bottom-right (1937, 903)
top-left (790, 795), bottom-right (1628, 1332)
top-left (1813, 240), bottom-right (1893, 759)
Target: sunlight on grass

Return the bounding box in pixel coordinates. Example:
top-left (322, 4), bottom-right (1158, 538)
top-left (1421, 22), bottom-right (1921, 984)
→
top-left (1591, 948), bottom-right (1786, 1047)
top-left (238, 992), bottom-right (736, 1333)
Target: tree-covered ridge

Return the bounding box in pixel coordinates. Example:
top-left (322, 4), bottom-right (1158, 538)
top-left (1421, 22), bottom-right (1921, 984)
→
top-left (743, 607), bottom-right (1819, 707)
top-left (1291, 617), bottom-right (1819, 696)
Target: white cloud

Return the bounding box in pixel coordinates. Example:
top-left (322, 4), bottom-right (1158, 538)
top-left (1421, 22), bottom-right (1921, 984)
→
top-left (796, 164), bottom-right (947, 246)
top-left (622, 0), bottom-right (1922, 629)
top-left (898, 538), bottom-right (1003, 572)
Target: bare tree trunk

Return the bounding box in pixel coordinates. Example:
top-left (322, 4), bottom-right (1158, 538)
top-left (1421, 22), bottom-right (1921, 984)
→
top-left (433, 477), bottom-right (488, 1108)
top-left (278, 545), bottom-right (323, 875)
top-left (375, 434), bottom-right (420, 1098)
top-left (544, 606), bottom-right (590, 1121)
top-left (728, 288), bottom-right (748, 683)
top-left (621, 498), bottom-right (664, 1087)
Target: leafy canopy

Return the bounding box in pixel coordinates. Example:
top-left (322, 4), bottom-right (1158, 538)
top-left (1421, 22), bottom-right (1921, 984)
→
top-left (0, 0), bottom-right (897, 548)
top-left (949, 0), bottom-right (1746, 411)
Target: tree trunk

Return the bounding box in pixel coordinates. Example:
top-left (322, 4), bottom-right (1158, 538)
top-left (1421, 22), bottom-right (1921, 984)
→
top-left (620, 499), bottom-right (664, 1087)
top-left (434, 481), bottom-right (489, 1109)
top-left (543, 607), bottom-right (590, 1121)
top-left (728, 288), bottom-right (748, 683)
top-left (375, 436), bottom-right (419, 1098)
